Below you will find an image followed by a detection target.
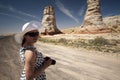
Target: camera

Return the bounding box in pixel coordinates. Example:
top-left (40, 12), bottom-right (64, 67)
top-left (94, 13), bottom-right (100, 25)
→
top-left (44, 57), bottom-right (56, 65)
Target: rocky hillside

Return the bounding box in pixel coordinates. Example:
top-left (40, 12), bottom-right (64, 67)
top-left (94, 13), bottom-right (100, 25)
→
top-left (103, 15), bottom-right (120, 32)
top-left (62, 15), bottom-right (120, 34)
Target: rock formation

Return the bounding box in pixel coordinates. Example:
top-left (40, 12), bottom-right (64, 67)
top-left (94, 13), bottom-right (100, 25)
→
top-left (80, 0), bottom-right (108, 33)
top-left (103, 15), bottom-right (120, 32)
top-left (41, 6), bottom-right (62, 35)
top-left (103, 15), bottom-right (120, 28)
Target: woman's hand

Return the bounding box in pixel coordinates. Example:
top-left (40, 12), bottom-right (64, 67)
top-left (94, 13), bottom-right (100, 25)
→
top-left (43, 58), bottom-right (52, 69)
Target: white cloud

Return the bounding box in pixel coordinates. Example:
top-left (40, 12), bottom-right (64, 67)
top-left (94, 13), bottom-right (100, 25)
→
top-left (0, 12), bottom-right (27, 21)
top-left (55, 0), bottom-right (79, 23)
top-left (0, 4), bottom-right (39, 20)
top-left (78, 3), bottom-right (86, 16)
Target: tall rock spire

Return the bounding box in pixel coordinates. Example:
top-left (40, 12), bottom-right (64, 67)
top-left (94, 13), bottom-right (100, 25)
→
top-left (41, 5), bottom-right (61, 35)
top-left (81, 0), bottom-right (107, 31)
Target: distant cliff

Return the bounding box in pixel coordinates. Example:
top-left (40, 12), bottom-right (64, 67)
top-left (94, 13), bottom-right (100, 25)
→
top-left (103, 15), bottom-right (120, 32)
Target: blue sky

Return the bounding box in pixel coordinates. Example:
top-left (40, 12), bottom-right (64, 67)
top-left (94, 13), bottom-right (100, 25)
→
top-left (0, 0), bottom-right (120, 35)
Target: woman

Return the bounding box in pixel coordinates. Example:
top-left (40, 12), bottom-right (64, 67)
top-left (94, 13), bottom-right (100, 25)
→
top-left (15, 21), bottom-right (52, 80)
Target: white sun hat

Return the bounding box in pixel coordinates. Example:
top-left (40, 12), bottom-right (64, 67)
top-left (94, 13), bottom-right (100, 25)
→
top-left (14, 21), bottom-right (41, 44)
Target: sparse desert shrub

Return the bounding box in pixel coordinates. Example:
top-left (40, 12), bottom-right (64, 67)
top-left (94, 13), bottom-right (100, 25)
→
top-left (39, 37), bottom-right (120, 53)
top-left (113, 25), bottom-right (118, 29)
top-left (90, 37), bottom-right (109, 46)
top-left (58, 38), bottom-right (67, 44)
top-left (71, 29), bottom-right (74, 32)
top-left (77, 40), bottom-right (88, 47)
top-left (39, 38), bottom-right (56, 43)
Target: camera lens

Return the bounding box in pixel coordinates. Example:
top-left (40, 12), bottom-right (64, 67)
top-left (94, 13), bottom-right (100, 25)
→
top-left (51, 59), bottom-right (56, 65)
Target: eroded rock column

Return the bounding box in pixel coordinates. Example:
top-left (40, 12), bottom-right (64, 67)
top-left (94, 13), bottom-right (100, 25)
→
top-left (81, 0), bottom-right (107, 31)
top-left (41, 6), bottom-right (61, 35)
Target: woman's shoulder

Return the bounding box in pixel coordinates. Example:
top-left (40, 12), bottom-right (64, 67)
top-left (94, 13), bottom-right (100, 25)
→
top-left (20, 46), bottom-right (36, 52)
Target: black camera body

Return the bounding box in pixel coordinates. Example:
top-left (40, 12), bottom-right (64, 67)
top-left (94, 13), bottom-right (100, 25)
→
top-left (44, 57), bottom-right (56, 65)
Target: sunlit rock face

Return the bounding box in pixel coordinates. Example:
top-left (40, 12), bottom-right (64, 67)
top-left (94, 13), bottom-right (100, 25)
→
top-left (103, 15), bottom-right (120, 28)
top-left (41, 6), bottom-right (61, 35)
top-left (103, 15), bottom-right (120, 33)
top-left (81, 0), bottom-right (107, 32)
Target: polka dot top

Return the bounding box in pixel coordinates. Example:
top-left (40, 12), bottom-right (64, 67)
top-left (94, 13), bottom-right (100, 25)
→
top-left (19, 46), bottom-right (46, 80)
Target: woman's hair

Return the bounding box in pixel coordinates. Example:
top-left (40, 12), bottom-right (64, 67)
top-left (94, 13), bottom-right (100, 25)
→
top-left (21, 36), bottom-right (26, 47)
top-left (21, 32), bottom-right (28, 46)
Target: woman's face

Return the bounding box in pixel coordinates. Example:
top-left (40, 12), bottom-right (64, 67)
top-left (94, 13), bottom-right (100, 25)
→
top-left (24, 30), bottom-right (39, 44)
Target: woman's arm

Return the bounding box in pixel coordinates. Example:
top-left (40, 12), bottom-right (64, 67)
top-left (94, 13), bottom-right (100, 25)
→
top-left (24, 50), bottom-right (51, 80)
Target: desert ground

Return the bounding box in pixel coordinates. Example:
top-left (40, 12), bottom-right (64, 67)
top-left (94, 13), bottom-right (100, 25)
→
top-left (0, 35), bottom-right (120, 80)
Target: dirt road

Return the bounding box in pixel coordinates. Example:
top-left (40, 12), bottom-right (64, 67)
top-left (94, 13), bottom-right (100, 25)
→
top-left (0, 35), bottom-right (22, 80)
top-left (36, 42), bottom-right (120, 80)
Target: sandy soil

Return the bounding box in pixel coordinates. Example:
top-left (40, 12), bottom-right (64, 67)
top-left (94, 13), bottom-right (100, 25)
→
top-left (36, 42), bottom-right (120, 80)
top-left (0, 35), bottom-right (120, 80)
